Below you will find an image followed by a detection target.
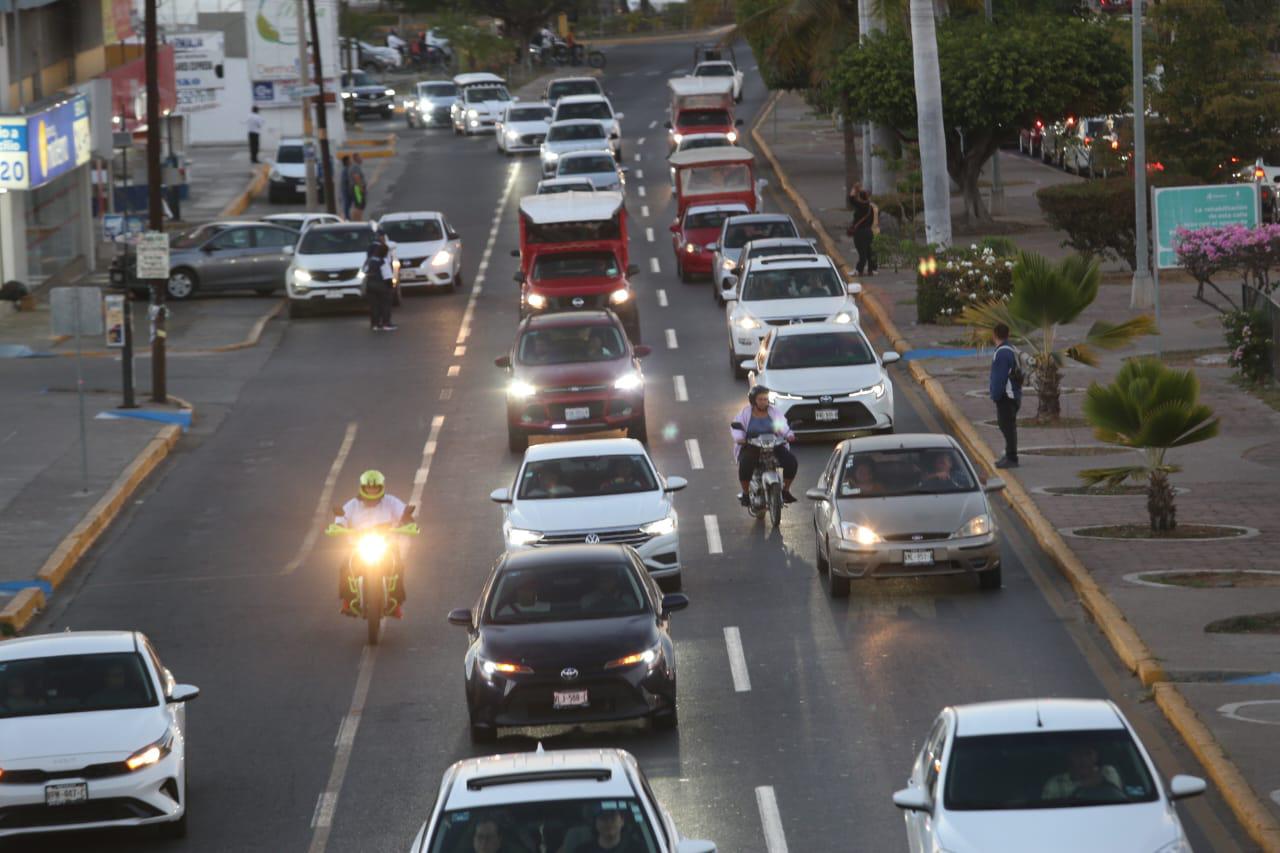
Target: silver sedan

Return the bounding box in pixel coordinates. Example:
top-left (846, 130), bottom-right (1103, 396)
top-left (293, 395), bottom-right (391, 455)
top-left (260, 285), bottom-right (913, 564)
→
top-left (807, 433), bottom-right (1005, 597)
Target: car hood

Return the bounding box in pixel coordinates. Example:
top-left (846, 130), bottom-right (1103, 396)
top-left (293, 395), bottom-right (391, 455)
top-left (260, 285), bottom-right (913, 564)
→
top-left (510, 492), bottom-right (668, 532)
top-left (293, 251), bottom-right (368, 270)
top-left (481, 614), bottom-right (657, 670)
top-left (515, 359), bottom-right (631, 388)
top-left (934, 803), bottom-right (1181, 853)
top-left (738, 296), bottom-right (854, 321)
top-left (762, 363), bottom-right (884, 396)
top-left (1, 709), bottom-right (167, 763)
top-left (681, 226), bottom-right (721, 244)
top-left (835, 490), bottom-right (988, 535)
top-left (388, 239), bottom-right (446, 261)
top-left (544, 139), bottom-right (610, 155)
top-left (348, 85), bottom-right (389, 95)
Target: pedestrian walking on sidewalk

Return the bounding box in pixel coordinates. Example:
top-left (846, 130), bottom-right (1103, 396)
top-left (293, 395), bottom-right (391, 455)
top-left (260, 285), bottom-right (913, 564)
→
top-left (339, 156), bottom-right (354, 220)
top-left (848, 189), bottom-right (877, 275)
top-left (989, 323), bottom-right (1023, 469)
top-left (350, 153), bottom-right (367, 221)
top-left (247, 106), bottom-right (265, 164)
top-left (363, 233), bottom-right (396, 331)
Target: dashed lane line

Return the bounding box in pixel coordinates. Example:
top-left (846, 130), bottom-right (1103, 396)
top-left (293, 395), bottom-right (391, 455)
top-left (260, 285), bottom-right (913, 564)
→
top-left (724, 626), bottom-right (751, 691)
top-left (645, 227), bottom-right (654, 242)
top-left (283, 422), bottom-right (358, 575)
top-left (704, 514), bottom-right (723, 555)
top-left (636, 169), bottom-right (644, 180)
top-left (684, 438), bottom-right (703, 469)
top-left (648, 120), bottom-right (657, 128)
top-left (409, 415), bottom-right (445, 508)
top-left (641, 204), bottom-right (650, 217)
top-left (638, 185), bottom-right (646, 198)
top-left (649, 258), bottom-right (661, 274)
top-left (673, 374), bottom-right (687, 401)
top-left (447, 365), bottom-right (460, 377)
top-left (634, 153), bottom-right (641, 162)
top-left (755, 786), bottom-right (789, 853)
top-left (457, 164), bottom-right (520, 346)
top-left (656, 288), bottom-right (668, 307)
top-left (306, 646), bottom-right (378, 852)
top-left (665, 329), bottom-right (678, 349)
top-left (637, 136), bottom-right (646, 146)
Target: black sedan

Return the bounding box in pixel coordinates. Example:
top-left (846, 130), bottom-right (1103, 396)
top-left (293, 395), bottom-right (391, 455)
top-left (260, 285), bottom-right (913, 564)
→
top-left (448, 545), bottom-right (687, 743)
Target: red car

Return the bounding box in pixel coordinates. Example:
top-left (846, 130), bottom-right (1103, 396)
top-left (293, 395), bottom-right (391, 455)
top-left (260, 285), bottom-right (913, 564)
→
top-left (495, 310), bottom-right (651, 453)
top-left (670, 202), bottom-right (748, 282)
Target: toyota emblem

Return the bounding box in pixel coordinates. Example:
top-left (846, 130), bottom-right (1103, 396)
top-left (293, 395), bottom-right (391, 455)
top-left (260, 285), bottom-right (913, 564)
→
top-left (584, 533), bottom-right (601, 544)
top-left (571, 297), bottom-right (585, 307)
top-left (819, 395), bottom-right (833, 404)
top-left (561, 667), bottom-right (580, 681)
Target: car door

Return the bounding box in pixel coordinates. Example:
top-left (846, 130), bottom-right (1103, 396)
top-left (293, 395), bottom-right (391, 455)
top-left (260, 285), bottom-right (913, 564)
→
top-left (905, 716), bottom-right (949, 852)
top-left (814, 447), bottom-right (843, 550)
top-left (250, 226), bottom-right (298, 290)
top-left (199, 226), bottom-right (256, 289)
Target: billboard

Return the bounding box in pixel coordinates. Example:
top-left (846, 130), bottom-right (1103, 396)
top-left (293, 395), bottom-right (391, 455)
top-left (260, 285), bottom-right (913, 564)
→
top-left (247, 0), bottom-right (339, 108)
top-left (0, 95), bottom-right (92, 191)
top-left (174, 31), bottom-right (226, 115)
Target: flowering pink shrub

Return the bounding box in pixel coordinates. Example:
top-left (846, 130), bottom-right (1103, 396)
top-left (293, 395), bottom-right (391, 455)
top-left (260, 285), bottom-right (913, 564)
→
top-left (1173, 224), bottom-right (1280, 294)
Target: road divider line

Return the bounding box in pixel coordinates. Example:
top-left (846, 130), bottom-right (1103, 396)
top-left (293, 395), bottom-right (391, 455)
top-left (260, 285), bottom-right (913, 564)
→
top-left (673, 374), bottom-right (687, 401)
top-left (638, 186), bottom-right (646, 198)
top-left (665, 329), bottom-right (678, 349)
top-left (641, 204), bottom-right (650, 217)
top-left (648, 120), bottom-right (657, 128)
top-left (409, 415), bottom-right (446, 508)
top-left (454, 345), bottom-right (466, 357)
top-left (458, 164), bottom-right (519, 346)
top-left (755, 786), bottom-right (789, 853)
top-left (650, 258), bottom-right (660, 274)
top-left (636, 169), bottom-right (644, 180)
top-left (634, 153), bottom-right (641, 162)
top-left (656, 289), bottom-right (668, 307)
top-left (283, 422), bottom-right (358, 575)
top-left (724, 627), bottom-right (751, 691)
top-left (306, 645), bottom-right (378, 852)
top-left (704, 514), bottom-right (723, 554)
top-left (638, 136), bottom-right (646, 145)
top-left (684, 438), bottom-right (703, 469)
top-left (447, 365), bottom-right (460, 377)
top-left (645, 227), bottom-right (654, 242)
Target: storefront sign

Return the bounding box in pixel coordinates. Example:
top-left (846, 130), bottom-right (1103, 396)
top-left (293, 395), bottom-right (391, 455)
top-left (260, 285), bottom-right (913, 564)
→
top-left (0, 95), bottom-right (92, 191)
top-left (136, 232), bottom-right (171, 281)
top-left (248, 0), bottom-right (339, 108)
top-left (1153, 184), bottom-right (1261, 269)
top-left (104, 293), bottom-right (127, 348)
top-left (174, 32), bottom-right (226, 92)
top-left (102, 49), bottom-right (177, 134)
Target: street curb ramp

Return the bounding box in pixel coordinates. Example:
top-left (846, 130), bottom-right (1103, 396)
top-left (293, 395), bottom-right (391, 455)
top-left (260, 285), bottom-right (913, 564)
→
top-left (750, 91), bottom-right (1280, 853)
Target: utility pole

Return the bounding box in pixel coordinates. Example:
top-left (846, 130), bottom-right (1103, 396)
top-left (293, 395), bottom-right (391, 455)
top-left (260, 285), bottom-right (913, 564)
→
top-left (306, 0), bottom-right (337, 215)
top-left (296, 0), bottom-right (317, 211)
top-left (1129, 2), bottom-right (1154, 308)
top-left (145, 0), bottom-right (167, 402)
top-left (984, 0), bottom-right (1004, 216)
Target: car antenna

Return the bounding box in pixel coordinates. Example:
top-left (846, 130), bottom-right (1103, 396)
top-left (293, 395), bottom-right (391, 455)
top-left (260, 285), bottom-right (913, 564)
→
top-left (1035, 700), bottom-right (1044, 729)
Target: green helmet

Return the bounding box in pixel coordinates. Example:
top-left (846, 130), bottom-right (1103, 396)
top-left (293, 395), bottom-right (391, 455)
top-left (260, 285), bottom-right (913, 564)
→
top-left (358, 470), bottom-right (385, 501)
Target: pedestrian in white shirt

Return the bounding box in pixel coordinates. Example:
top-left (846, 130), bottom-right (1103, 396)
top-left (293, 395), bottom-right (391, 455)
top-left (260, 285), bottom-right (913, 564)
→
top-left (246, 106), bottom-right (265, 164)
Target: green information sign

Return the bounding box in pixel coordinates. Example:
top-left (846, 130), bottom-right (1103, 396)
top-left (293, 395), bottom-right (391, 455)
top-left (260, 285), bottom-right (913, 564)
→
top-left (1153, 184), bottom-right (1260, 269)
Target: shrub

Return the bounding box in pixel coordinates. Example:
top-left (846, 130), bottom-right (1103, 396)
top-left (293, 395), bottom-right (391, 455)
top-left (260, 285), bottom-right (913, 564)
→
top-left (916, 243), bottom-right (1015, 324)
top-left (1222, 310), bottom-right (1273, 382)
top-left (872, 191), bottom-right (923, 234)
top-left (872, 234), bottom-right (929, 273)
top-left (1175, 224), bottom-right (1280, 295)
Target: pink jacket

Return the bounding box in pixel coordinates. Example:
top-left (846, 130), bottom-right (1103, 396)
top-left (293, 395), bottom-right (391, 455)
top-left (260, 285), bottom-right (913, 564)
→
top-left (730, 404), bottom-right (795, 459)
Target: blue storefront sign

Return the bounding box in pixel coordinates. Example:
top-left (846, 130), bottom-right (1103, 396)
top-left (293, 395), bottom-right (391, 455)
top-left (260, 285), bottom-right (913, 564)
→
top-left (0, 94), bottom-right (92, 191)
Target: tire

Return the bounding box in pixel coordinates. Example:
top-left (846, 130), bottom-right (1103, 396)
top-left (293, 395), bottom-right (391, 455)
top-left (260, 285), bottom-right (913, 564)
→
top-left (166, 269), bottom-right (197, 301)
top-left (628, 414), bottom-right (648, 444)
top-left (287, 299), bottom-right (308, 319)
top-left (365, 579), bottom-right (382, 646)
top-left (508, 425), bottom-right (528, 454)
top-left (767, 482), bottom-right (782, 527)
top-left (452, 271), bottom-right (464, 291)
top-left (816, 539), bottom-right (829, 575)
top-left (652, 704), bottom-right (678, 732)
top-left (828, 569), bottom-right (850, 598)
top-left (978, 564), bottom-right (1002, 591)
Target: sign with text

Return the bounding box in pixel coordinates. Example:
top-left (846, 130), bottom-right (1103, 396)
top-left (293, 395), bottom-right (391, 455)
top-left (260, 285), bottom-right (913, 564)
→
top-left (248, 0), bottom-right (339, 108)
top-left (1153, 184), bottom-right (1261, 269)
top-left (136, 232), bottom-right (171, 281)
top-left (0, 95), bottom-right (92, 191)
top-left (104, 294), bottom-right (127, 348)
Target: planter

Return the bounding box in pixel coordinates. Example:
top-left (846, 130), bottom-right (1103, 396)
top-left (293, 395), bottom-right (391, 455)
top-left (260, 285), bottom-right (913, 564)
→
top-left (1035, 485), bottom-right (1189, 498)
top-left (1061, 524), bottom-right (1259, 542)
top-left (1124, 570), bottom-right (1280, 590)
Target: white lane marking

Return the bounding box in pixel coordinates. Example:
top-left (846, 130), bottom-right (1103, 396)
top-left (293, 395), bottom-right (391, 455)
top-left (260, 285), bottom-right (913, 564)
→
top-left (638, 185), bottom-right (646, 198)
top-left (724, 627), bottom-right (751, 691)
top-left (307, 645), bottom-right (378, 852)
top-left (283, 422), bottom-right (358, 575)
top-left (458, 164), bottom-right (519, 346)
top-left (645, 227), bottom-right (654, 242)
top-left (638, 136), bottom-right (646, 146)
top-left (409, 415), bottom-right (446, 507)
top-left (439, 388), bottom-right (452, 401)
top-left (704, 514), bottom-right (723, 555)
top-left (656, 288), bottom-right (668, 307)
top-left (755, 786), bottom-right (789, 853)
top-left (622, 70), bottom-right (636, 77)
top-left (634, 153), bottom-right (641, 162)
top-left (641, 204), bottom-right (650, 218)
top-left (454, 345), bottom-right (466, 357)
top-left (649, 258), bottom-right (661, 274)
top-left (636, 169), bottom-right (644, 180)
top-left (684, 437), bottom-right (703, 469)
top-left (447, 364), bottom-right (460, 377)
top-left (648, 120), bottom-right (657, 129)
top-left (673, 374), bottom-right (687, 401)
top-left (645, 70), bottom-right (661, 76)
top-left (665, 329), bottom-right (678, 349)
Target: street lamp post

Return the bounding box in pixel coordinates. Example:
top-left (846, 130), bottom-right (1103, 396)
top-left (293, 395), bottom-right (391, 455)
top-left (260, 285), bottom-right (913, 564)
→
top-left (306, 0), bottom-right (337, 215)
top-left (1130, 2), bottom-right (1155, 309)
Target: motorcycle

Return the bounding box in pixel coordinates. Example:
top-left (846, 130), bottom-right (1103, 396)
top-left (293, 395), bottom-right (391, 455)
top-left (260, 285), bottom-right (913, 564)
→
top-left (325, 511), bottom-right (419, 645)
top-left (732, 422), bottom-right (785, 526)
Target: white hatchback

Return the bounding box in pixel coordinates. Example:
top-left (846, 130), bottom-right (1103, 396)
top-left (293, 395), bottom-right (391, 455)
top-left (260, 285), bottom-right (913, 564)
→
top-left (893, 698), bottom-right (1205, 853)
top-left (378, 211), bottom-right (462, 290)
top-left (490, 438), bottom-right (687, 589)
top-left (0, 631), bottom-right (199, 840)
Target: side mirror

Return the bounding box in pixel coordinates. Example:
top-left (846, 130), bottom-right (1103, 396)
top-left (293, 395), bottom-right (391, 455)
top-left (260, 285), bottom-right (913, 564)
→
top-left (706, 242), bottom-right (718, 252)
top-left (846, 282), bottom-right (863, 295)
top-left (634, 344), bottom-right (652, 358)
top-left (739, 360), bottom-right (755, 371)
top-left (489, 487), bottom-right (512, 503)
top-left (663, 120), bottom-right (672, 129)
top-left (1169, 775), bottom-right (1206, 800)
top-left (447, 608), bottom-right (473, 627)
top-left (735, 118), bottom-right (744, 126)
top-left (664, 475), bottom-right (688, 493)
top-left (167, 684), bottom-right (200, 704)
top-left (660, 593), bottom-right (689, 616)
top-left (892, 788), bottom-right (932, 812)
top-left (494, 355), bottom-right (511, 368)
top-left (805, 488), bottom-right (828, 502)
top-left (984, 477), bottom-right (1006, 493)
top-left (614, 112), bottom-right (625, 120)
top-left (627, 263), bottom-right (640, 277)
top-left (881, 351), bottom-right (901, 365)
top-left (513, 271), bottom-right (526, 283)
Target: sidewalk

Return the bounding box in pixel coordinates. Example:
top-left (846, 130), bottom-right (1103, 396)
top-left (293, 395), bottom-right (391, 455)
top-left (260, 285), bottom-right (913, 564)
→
top-left (761, 91), bottom-right (1280, 849)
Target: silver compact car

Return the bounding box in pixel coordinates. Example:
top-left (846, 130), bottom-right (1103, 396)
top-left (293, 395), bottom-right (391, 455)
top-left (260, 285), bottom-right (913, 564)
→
top-left (807, 433), bottom-right (1005, 597)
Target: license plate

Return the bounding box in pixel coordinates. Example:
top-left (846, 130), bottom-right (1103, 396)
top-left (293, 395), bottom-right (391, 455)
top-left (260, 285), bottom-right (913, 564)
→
top-left (399, 269), bottom-right (419, 280)
top-left (565, 406), bottom-right (591, 421)
top-left (553, 689), bottom-right (589, 709)
top-left (815, 409), bottom-right (839, 422)
top-left (45, 783), bottom-right (88, 806)
top-left (324, 291), bottom-right (344, 299)
top-left (904, 549), bottom-right (935, 566)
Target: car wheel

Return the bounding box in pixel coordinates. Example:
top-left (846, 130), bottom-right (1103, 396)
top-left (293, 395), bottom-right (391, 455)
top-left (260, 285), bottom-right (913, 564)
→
top-left (978, 564), bottom-right (1002, 591)
top-left (816, 538), bottom-right (829, 575)
top-left (507, 425), bottom-right (528, 454)
top-left (827, 568), bottom-right (850, 599)
top-left (453, 271), bottom-right (464, 291)
top-left (628, 414), bottom-right (648, 444)
top-left (288, 300), bottom-right (308, 319)
top-left (166, 269), bottom-right (197, 301)
top-left (652, 703), bottom-right (678, 732)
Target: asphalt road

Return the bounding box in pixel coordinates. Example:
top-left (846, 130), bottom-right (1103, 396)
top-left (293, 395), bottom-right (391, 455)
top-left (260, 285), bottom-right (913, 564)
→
top-left (20, 39), bottom-right (1256, 853)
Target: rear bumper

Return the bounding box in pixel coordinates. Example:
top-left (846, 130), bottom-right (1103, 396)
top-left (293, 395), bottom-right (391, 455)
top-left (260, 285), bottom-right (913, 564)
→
top-left (830, 533), bottom-right (1000, 580)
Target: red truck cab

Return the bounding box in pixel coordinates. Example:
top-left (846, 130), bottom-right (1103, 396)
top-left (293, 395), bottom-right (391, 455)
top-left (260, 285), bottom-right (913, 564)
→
top-left (668, 147), bottom-right (765, 280)
top-left (665, 77), bottom-right (741, 151)
top-left (515, 191), bottom-right (641, 341)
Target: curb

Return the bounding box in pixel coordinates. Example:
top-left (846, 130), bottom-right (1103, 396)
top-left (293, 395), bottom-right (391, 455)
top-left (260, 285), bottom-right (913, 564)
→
top-left (337, 134), bottom-right (397, 160)
top-left (209, 299), bottom-right (284, 352)
top-left (219, 163), bottom-right (271, 219)
top-left (751, 95), bottom-right (1280, 852)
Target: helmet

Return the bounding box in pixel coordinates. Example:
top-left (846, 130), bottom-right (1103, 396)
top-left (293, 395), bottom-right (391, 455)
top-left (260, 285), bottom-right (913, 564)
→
top-left (748, 385), bottom-right (770, 403)
top-left (358, 470), bottom-right (385, 501)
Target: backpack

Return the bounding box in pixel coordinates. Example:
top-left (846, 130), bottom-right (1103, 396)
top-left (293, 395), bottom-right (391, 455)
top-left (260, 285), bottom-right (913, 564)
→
top-left (998, 343), bottom-right (1025, 387)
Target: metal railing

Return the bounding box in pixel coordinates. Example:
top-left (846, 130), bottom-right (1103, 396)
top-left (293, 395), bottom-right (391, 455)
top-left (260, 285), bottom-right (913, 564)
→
top-left (1241, 283), bottom-right (1280, 379)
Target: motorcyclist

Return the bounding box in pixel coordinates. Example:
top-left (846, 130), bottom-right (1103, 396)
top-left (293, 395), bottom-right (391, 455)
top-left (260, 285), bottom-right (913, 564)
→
top-left (334, 470), bottom-right (413, 618)
top-left (731, 385), bottom-right (799, 506)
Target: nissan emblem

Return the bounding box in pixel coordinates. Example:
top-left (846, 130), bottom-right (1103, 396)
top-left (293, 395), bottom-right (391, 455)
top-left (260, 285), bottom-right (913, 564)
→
top-left (819, 395), bottom-right (833, 404)
top-left (571, 297), bottom-right (585, 307)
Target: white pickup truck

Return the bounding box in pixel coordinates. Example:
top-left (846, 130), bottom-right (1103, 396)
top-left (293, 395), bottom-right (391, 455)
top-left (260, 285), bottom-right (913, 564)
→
top-left (693, 60), bottom-right (743, 103)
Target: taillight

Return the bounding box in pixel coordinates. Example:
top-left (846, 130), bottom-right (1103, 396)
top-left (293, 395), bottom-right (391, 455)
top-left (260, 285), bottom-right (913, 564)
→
top-left (1256, 167), bottom-right (1266, 179)
top-left (1035, 119), bottom-right (1043, 129)
top-left (1084, 136), bottom-right (1093, 144)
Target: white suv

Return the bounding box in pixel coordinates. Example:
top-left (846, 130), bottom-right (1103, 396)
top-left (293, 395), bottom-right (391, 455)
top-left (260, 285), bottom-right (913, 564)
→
top-left (489, 438), bottom-right (686, 590)
top-left (408, 747), bottom-right (716, 853)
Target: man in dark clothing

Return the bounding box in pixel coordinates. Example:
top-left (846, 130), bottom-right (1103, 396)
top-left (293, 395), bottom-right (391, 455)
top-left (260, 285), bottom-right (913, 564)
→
top-left (364, 235), bottom-right (396, 331)
top-left (849, 189), bottom-right (877, 275)
top-left (989, 323), bottom-right (1022, 468)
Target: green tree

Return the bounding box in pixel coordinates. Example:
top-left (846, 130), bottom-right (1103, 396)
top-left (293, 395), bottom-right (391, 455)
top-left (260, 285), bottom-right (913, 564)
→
top-left (959, 252), bottom-right (1156, 422)
top-left (1079, 359), bottom-right (1219, 532)
top-left (834, 16), bottom-right (1128, 224)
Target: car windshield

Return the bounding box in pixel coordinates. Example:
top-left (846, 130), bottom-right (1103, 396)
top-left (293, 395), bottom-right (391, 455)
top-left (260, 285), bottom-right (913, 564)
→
top-left (428, 799), bottom-right (660, 853)
top-left (538, 181), bottom-right (594, 194)
top-left (518, 324), bottom-right (626, 365)
top-left (381, 218), bottom-right (443, 243)
top-left (769, 332), bottom-right (874, 370)
top-left (557, 101), bottom-right (612, 121)
top-left (422, 83), bottom-right (456, 97)
top-left (299, 228), bottom-right (370, 254)
top-left (742, 267), bottom-right (843, 300)
top-left (685, 209), bottom-right (737, 230)
top-left (517, 455), bottom-right (657, 500)
top-left (344, 71), bottom-right (375, 87)
top-left (696, 64), bottom-right (734, 76)
top-left (532, 251), bottom-right (620, 281)
top-left (170, 223), bottom-right (224, 249)
top-left (509, 106), bottom-right (552, 122)
top-left (467, 86), bottom-right (509, 102)
top-left (549, 80), bottom-right (601, 100)
top-left (839, 447), bottom-right (977, 498)
top-left (682, 137), bottom-right (729, 151)
top-left (0, 652), bottom-right (156, 718)
top-left (549, 123), bottom-right (606, 141)
top-left (680, 162), bottom-right (750, 194)
top-left (486, 563), bottom-right (648, 625)
top-left (724, 220), bottom-right (797, 249)
top-left (944, 729), bottom-right (1158, 811)
top-left (276, 145), bottom-right (307, 164)
top-left (679, 109), bottom-right (731, 128)
top-left (560, 155), bottom-right (616, 175)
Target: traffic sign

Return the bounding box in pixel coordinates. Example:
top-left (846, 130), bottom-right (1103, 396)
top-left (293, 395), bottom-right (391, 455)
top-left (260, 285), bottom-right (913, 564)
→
top-left (137, 231), bottom-right (171, 280)
top-left (1153, 184), bottom-right (1260, 269)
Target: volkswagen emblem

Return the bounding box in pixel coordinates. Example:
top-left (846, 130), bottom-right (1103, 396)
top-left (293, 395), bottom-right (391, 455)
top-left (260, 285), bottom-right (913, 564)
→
top-left (571, 297), bottom-right (585, 307)
top-left (819, 395), bottom-right (833, 404)
top-left (584, 533), bottom-right (601, 544)
top-left (561, 667), bottom-right (580, 681)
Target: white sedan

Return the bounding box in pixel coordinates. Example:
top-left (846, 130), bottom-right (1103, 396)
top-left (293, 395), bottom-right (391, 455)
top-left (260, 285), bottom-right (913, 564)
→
top-left (556, 150), bottom-right (626, 192)
top-left (378, 211), bottom-right (463, 290)
top-left (0, 630), bottom-right (200, 840)
top-left (496, 101), bottom-right (553, 154)
top-left (489, 438), bottom-right (687, 590)
top-left (744, 322), bottom-right (897, 435)
top-left (894, 698), bottom-right (1205, 853)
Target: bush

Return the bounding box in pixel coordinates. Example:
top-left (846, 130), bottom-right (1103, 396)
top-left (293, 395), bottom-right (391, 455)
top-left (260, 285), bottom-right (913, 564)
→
top-left (916, 243), bottom-right (1015, 324)
top-left (872, 234), bottom-right (929, 273)
top-left (1223, 310), bottom-right (1273, 382)
top-left (872, 191), bottom-right (923, 234)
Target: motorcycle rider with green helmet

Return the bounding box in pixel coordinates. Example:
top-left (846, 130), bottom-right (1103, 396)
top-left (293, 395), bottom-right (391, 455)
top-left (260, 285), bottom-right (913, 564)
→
top-left (333, 470), bottom-right (414, 618)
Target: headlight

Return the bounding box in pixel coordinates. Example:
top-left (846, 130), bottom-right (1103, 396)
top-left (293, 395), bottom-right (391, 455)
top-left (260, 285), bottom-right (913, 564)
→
top-left (544, 150), bottom-right (560, 162)
top-left (609, 288), bottom-right (631, 305)
top-left (737, 315), bottom-right (762, 330)
top-left (506, 527), bottom-right (542, 546)
top-left (384, 88), bottom-right (395, 96)
top-left (721, 258), bottom-right (736, 271)
top-left (481, 657), bottom-right (533, 677)
top-left (506, 129), bottom-right (520, 141)
top-left (341, 92), bottom-right (352, 99)
top-left (430, 249), bottom-right (452, 267)
top-left (684, 242), bottom-right (696, 253)
top-left (672, 133), bottom-right (683, 144)
top-left (640, 515), bottom-right (676, 536)
top-left (467, 108), bottom-right (478, 118)
top-left (525, 292), bottom-right (547, 309)
top-left (768, 390), bottom-right (801, 402)
top-left (125, 730), bottom-right (173, 771)
top-left (614, 372), bottom-right (643, 391)
top-left (954, 514), bottom-right (992, 538)
top-left (840, 523), bottom-right (882, 545)
top-left (830, 311), bottom-right (854, 324)
top-left (605, 644), bottom-right (662, 669)
top-left (419, 98), bottom-right (429, 110)
top-left (292, 269), bottom-right (312, 283)
top-left (508, 380), bottom-right (538, 398)
top-left (849, 381), bottom-right (886, 399)
top-left (269, 168), bottom-right (281, 181)
top-left (726, 130), bottom-right (738, 143)
top-left (355, 533), bottom-right (389, 564)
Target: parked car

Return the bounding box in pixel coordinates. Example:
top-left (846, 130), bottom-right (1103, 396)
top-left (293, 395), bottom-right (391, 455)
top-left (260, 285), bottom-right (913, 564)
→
top-left (285, 221), bottom-right (380, 318)
top-left (1018, 119), bottom-right (1045, 158)
top-left (260, 212), bottom-right (344, 232)
top-left (497, 101), bottom-right (554, 154)
top-left (377, 211), bottom-right (462, 291)
top-left (406, 80), bottom-right (458, 128)
top-left (341, 70), bottom-right (395, 121)
top-left (267, 138), bottom-right (324, 204)
top-left (341, 37), bottom-right (401, 72)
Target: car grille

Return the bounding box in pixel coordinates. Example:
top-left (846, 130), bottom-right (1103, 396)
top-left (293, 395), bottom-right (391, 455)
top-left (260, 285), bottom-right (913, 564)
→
top-left (0, 761), bottom-right (132, 784)
top-left (358, 92), bottom-right (385, 101)
top-left (0, 798), bottom-right (166, 829)
top-left (399, 257), bottom-right (427, 267)
top-left (521, 133), bottom-right (546, 146)
top-left (312, 268), bottom-right (360, 282)
top-left (542, 383), bottom-right (610, 394)
top-left (501, 679), bottom-right (647, 723)
top-left (546, 400), bottom-right (606, 421)
top-left (764, 315), bottom-right (828, 326)
top-left (432, 107), bottom-right (451, 122)
top-left (545, 294), bottom-right (608, 311)
top-left (536, 527), bottom-right (653, 547)
top-left (881, 532), bottom-right (951, 542)
top-left (786, 400), bottom-right (876, 430)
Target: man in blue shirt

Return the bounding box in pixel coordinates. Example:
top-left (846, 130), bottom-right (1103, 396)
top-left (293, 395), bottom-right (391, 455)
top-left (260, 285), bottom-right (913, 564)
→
top-left (989, 323), bottom-right (1022, 469)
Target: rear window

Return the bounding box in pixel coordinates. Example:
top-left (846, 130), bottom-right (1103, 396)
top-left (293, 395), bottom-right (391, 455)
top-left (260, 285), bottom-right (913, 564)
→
top-left (679, 109), bottom-right (731, 128)
top-left (556, 101), bottom-right (612, 121)
top-left (560, 154), bottom-right (617, 175)
top-left (299, 228), bottom-right (370, 254)
top-left (724, 219), bottom-right (797, 249)
top-left (0, 652), bottom-right (156, 718)
top-left (382, 218), bottom-right (443, 243)
top-left (548, 123), bottom-right (605, 141)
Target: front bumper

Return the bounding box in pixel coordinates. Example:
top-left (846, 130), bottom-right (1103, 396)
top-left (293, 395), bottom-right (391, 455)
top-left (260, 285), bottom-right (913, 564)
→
top-left (469, 658), bottom-right (676, 728)
top-left (678, 246), bottom-right (715, 274)
top-left (397, 260), bottom-right (455, 288)
top-left (345, 96), bottom-right (393, 115)
top-left (829, 532), bottom-right (1000, 580)
top-left (288, 277), bottom-right (366, 304)
top-left (774, 394), bottom-right (893, 434)
top-left (509, 529), bottom-right (680, 579)
top-left (507, 389), bottom-right (644, 435)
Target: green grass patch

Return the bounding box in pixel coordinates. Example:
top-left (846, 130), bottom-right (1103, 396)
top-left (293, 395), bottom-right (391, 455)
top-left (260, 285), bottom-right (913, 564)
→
top-left (1205, 611), bottom-right (1280, 634)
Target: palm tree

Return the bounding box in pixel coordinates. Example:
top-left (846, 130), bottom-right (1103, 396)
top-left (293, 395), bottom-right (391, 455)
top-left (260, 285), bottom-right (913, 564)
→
top-left (1078, 359), bottom-right (1219, 532)
top-left (960, 252), bottom-right (1157, 422)
top-left (909, 0), bottom-right (952, 247)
